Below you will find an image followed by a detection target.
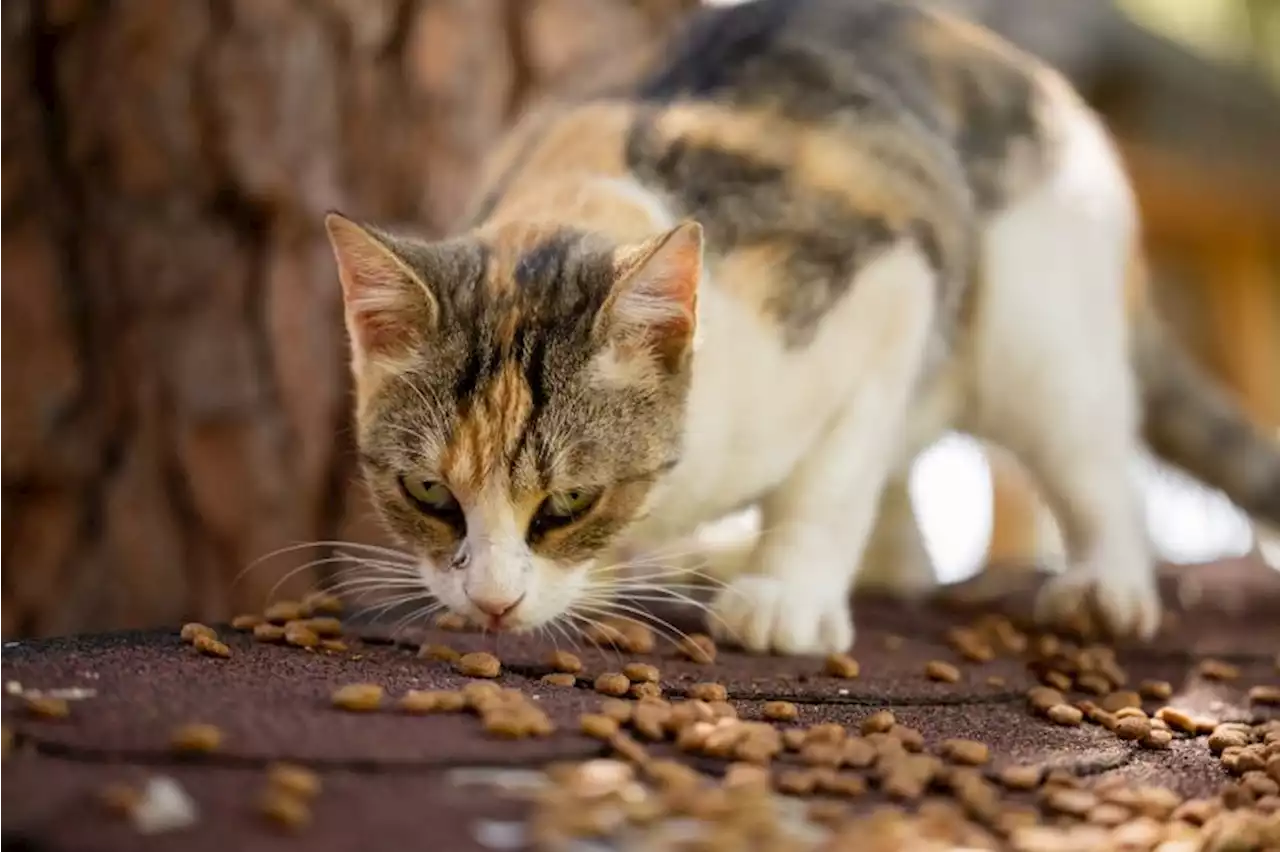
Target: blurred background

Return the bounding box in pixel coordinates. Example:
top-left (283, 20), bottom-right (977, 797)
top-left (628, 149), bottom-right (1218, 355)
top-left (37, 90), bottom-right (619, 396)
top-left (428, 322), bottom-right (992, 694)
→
top-left (3, 0), bottom-right (1278, 639)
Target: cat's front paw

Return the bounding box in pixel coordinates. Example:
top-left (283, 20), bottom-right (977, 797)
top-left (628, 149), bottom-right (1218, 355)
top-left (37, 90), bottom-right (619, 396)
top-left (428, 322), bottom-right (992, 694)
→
top-left (1034, 560), bottom-right (1161, 640)
top-left (710, 575), bottom-right (854, 655)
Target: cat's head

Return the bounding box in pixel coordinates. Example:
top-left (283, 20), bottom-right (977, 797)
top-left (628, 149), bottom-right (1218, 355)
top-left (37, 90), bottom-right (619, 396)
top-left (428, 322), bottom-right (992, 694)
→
top-left (324, 213), bottom-right (702, 631)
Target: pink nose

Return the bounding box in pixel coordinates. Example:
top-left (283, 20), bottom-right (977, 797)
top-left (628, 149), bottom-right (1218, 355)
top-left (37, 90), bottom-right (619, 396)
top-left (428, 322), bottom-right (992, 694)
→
top-left (468, 594), bottom-right (524, 619)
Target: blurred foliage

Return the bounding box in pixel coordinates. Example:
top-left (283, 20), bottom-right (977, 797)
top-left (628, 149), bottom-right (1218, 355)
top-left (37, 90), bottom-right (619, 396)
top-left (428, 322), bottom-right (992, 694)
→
top-left (1121, 0), bottom-right (1280, 85)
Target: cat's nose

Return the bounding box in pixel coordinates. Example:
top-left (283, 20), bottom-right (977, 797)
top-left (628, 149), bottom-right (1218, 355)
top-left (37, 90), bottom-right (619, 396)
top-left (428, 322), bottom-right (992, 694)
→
top-left (467, 593), bottom-right (524, 620)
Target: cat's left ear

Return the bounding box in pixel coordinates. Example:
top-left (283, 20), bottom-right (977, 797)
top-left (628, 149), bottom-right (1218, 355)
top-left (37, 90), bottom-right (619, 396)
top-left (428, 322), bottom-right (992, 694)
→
top-left (600, 220), bottom-right (702, 371)
top-left (324, 212), bottom-right (439, 368)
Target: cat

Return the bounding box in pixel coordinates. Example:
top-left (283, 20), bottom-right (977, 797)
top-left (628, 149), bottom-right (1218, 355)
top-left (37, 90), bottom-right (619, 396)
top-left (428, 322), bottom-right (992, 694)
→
top-left (324, 0), bottom-right (1280, 655)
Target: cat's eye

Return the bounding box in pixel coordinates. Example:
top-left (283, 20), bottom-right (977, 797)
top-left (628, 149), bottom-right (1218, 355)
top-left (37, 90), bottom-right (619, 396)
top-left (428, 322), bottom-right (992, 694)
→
top-left (399, 477), bottom-right (460, 518)
top-left (529, 489), bottom-right (601, 537)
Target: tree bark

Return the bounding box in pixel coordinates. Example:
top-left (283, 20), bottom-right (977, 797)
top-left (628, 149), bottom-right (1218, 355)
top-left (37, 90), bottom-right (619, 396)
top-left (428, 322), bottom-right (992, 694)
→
top-left (1, 0), bottom-right (695, 638)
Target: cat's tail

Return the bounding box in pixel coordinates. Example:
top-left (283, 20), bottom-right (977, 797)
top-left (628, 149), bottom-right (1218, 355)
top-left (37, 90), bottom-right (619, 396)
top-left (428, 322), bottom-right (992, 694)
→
top-left (1130, 256), bottom-right (1280, 527)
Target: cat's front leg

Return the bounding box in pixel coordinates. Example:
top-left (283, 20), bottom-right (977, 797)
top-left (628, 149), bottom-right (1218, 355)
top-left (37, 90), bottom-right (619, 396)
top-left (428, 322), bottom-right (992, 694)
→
top-left (710, 245), bottom-right (940, 655)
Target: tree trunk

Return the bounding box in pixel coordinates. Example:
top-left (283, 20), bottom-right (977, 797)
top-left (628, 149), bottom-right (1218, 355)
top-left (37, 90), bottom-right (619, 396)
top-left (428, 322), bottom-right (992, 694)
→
top-left (1, 0), bottom-right (695, 638)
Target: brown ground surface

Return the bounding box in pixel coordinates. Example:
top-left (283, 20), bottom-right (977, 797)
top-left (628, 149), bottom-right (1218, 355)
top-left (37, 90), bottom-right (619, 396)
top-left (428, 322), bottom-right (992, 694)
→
top-left (3, 559), bottom-right (1279, 851)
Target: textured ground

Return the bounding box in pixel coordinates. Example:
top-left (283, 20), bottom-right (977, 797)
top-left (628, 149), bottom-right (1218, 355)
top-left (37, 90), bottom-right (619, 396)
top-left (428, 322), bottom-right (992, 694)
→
top-left (3, 559), bottom-right (1279, 852)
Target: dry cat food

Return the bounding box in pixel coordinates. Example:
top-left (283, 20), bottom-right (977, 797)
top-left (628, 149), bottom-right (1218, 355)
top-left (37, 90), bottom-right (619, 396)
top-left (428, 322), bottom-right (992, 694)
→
top-left (418, 643), bottom-right (459, 662)
top-left (230, 614), bottom-right (264, 631)
top-left (284, 622), bottom-right (320, 649)
top-left (1112, 715), bottom-right (1151, 741)
top-left (1138, 679), bottom-right (1173, 700)
top-left (193, 633), bottom-right (231, 658)
top-left (170, 723), bottom-right (223, 754)
top-left (924, 660), bottom-right (960, 683)
top-left (763, 701), bottom-right (798, 722)
top-left (1248, 685), bottom-right (1280, 705)
top-left (623, 662), bottom-right (659, 683)
top-left (598, 699), bottom-right (633, 724)
top-left (98, 782), bottom-right (142, 817)
top-left (331, 683), bottom-right (383, 712)
top-left (301, 591), bottom-right (343, 616)
top-left (541, 673), bottom-right (577, 687)
top-left (456, 652), bottom-right (501, 678)
top-left (1155, 706), bottom-right (1198, 734)
top-left (1141, 728), bottom-right (1173, 749)
top-left (1100, 690), bottom-right (1142, 712)
top-left (860, 710), bottom-right (895, 735)
top-left (823, 653), bottom-right (860, 679)
top-left (940, 739), bottom-right (990, 766)
top-left (266, 763), bottom-right (321, 799)
top-left (319, 639), bottom-right (348, 653)
top-left (997, 765), bottom-right (1043, 791)
top-left (579, 714), bottom-right (621, 740)
top-left (300, 617), bottom-right (343, 637)
top-left (686, 682), bottom-right (727, 702)
top-left (264, 601), bottom-right (305, 624)
top-left (1046, 704), bottom-right (1084, 726)
top-left (548, 650), bottom-right (583, 674)
top-left (259, 788), bottom-right (311, 832)
top-left (1198, 659), bottom-right (1241, 681)
top-left (180, 623), bottom-right (217, 643)
top-left (677, 633), bottom-right (716, 664)
top-left (253, 623), bottom-right (286, 643)
top-left (24, 695), bottom-right (70, 719)
top-left (594, 673), bottom-right (631, 697)
top-left (399, 690), bottom-right (466, 714)
top-left (433, 612), bottom-right (469, 631)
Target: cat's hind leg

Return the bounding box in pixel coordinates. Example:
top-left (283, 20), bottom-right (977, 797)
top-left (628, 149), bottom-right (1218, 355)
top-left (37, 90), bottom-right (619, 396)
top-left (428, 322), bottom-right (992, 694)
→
top-left (968, 92), bottom-right (1159, 639)
top-left (710, 243), bottom-right (939, 655)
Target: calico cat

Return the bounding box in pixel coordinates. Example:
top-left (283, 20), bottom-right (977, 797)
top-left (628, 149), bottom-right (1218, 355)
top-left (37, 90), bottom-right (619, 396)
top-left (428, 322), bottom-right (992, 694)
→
top-left (324, 0), bottom-right (1280, 655)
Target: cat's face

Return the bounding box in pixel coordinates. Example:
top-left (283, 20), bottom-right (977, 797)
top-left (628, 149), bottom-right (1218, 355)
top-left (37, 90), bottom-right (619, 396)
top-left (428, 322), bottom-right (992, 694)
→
top-left (325, 214), bottom-right (702, 631)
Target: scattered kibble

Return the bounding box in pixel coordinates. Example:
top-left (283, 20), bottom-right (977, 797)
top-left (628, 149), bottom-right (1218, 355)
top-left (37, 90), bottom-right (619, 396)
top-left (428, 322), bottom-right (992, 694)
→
top-left (1027, 687), bottom-right (1065, 715)
top-left (170, 723), bottom-right (223, 754)
top-left (253, 623), bottom-right (286, 643)
top-left (319, 639), bottom-right (348, 653)
top-left (580, 714), bottom-right (621, 740)
top-left (1142, 728), bottom-right (1173, 750)
top-left (259, 788), bottom-right (311, 832)
top-left (1046, 704), bottom-right (1084, 727)
top-left (1101, 691), bottom-right (1142, 713)
top-left (860, 710), bottom-right (896, 735)
top-left (24, 695), bottom-right (70, 719)
top-left (399, 690), bottom-right (465, 714)
top-left (824, 654), bottom-right (860, 679)
top-left (180, 623), bottom-right (217, 644)
top-left (594, 673), bottom-right (631, 697)
top-left (1248, 685), bottom-right (1280, 705)
top-left (997, 765), bottom-right (1042, 791)
top-left (986, 675), bottom-right (1007, 688)
top-left (547, 650), bottom-right (583, 674)
top-left (687, 682), bottom-right (727, 702)
top-left (1198, 659), bottom-right (1240, 681)
top-left (940, 739), bottom-right (990, 766)
top-left (622, 662), bottom-right (659, 684)
top-left (230, 614), bottom-right (264, 631)
top-left (925, 660), bottom-right (960, 683)
top-left (1155, 706), bottom-right (1198, 734)
top-left (264, 601), bottom-right (305, 624)
top-left (331, 683), bottom-right (383, 712)
top-left (630, 682), bottom-right (662, 700)
top-left (541, 673), bottom-right (577, 688)
top-left (418, 643), bottom-right (459, 662)
top-left (433, 612), bottom-right (469, 631)
top-left (1139, 679), bottom-right (1173, 700)
top-left (763, 701), bottom-right (798, 722)
top-left (301, 617), bottom-right (342, 637)
top-left (1113, 716), bottom-right (1151, 741)
top-left (284, 622), bottom-right (320, 649)
top-left (456, 652), bottom-right (501, 678)
top-left (266, 763), bottom-right (321, 799)
top-left (193, 634), bottom-right (231, 659)
top-left (98, 783), bottom-right (142, 817)
top-left (677, 633), bottom-right (716, 664)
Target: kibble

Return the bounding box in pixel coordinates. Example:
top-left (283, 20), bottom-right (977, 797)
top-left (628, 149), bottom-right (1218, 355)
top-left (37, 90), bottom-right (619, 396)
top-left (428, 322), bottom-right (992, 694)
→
top-left (1209, 726), bottom-right (1249, 753)
top-left (678, 633), bottom-right (716, 664)
top-left (547, 650), bottom-right (583, 674)
top-left (1027, 687), bottom-right (1065, 714)
top-left (763, 701), bottom-right (798, 722)
top-left (266, 763), bottom-right (321, 799)
top-left (434, 612), bottom-right (469, 631)
top-left (24, 695), bottom-right (70, 719)
top-left (594, 673), bottom-right (631, 697)
top-left (399, 690), bottom-right (465, 714)
top-left (925, 660), bottom-right (960, 683)
top-left (180, 623), bottom-right (217, 643)
top-left (941, 739), bottom-right (990, 766)
top-left (892, 725), bottom-right (925, 752)
top-left (598, 699), bottom-right (633, 723)
top-left (264, 601), bottom-right (305, 623)
top-left (230, 614), bottom-right (264, 631)
top-left (997, 765), bottom-right (1043, 791)
top-left (687, 682), bottom-right (727, 702)
top-left (1248, 685), bottom-right (1280, 706)
top-left (824, 654), bottom-right (860, 679)
top-left (1139, 679), bottom-right (1173, 700)
top-left (1113, 716), bottom-right (1151, 741)
top-left (301, 617), bottom-right (343, 637)
top-left (1101, 691), bottom-right (1142, 713)
top-left (1198, 659), bottom-right (1240, 681)
top-left (284, 622), bottom-right (320, 649)
top-left (580, 714), bottom-right (621, 740)
top-left (1041, 670), bottom-right (1073, 691)
top-left (259, 789), bottom-right (311, 832)
top-left (618, 623), bottom-right (656, 654)
top-left (253, 623), bottom-right (286, 643)
top-left (319, 639), bottom-right (348, 653)
top-left (623, 662), bottom-right (659, 684)
top-left (171, 723), bottom-right (223, 754)
top-left (1075, 673), bottom-right (1112, 696)
top-left (193, 634), bottom-right (231, 659)
top-left (630, 682), bottom-right (662, 700)
top-left (1142, 728), bottom-right (1173, 750)
top-left (859, 710), bottom-right (895, 735)
top-left (302, 591), bottom-right (343, 616)
top-left (418, 643), bottom-right (460, 662)
top-left (1156, 706), bottom-right (1198, 734)
top-left (1044, 703), bottom-right (1083, 727)
top-left (98, 783), bottom-right (141, 817)
top-left (541, 673), bottom-right (577, 688)
top-left (986, 675), bottom-right (1007, 688)
top-left (1044, 788), bottom-right (1098, 817)
top-left (456, 652), bottom-right (501, 678)
top-left (331, 683), bottom-right (383, 712)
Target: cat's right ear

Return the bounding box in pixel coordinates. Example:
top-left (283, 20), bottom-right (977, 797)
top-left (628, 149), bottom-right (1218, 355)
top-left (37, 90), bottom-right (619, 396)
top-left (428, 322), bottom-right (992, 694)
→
top-left (324, 212), bottom-right (439, 365)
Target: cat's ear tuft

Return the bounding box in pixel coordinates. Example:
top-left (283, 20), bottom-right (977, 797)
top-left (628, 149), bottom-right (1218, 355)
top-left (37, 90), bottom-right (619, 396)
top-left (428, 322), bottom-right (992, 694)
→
top-left (601, 220), bottom-right (702, 371)
top-left (324, 212), bottom-right (438, 364)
